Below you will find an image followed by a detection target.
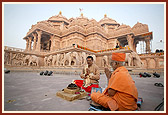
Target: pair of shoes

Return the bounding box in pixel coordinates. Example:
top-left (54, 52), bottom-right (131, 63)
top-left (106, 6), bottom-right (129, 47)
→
top-left (139, 72), bottom-right (151, 77)
top-left (154, 83), bottom-right (164, 87)
top-left (40, 71), bottom-right (53, 76)
top-left (153, 72), bottom-right (160, 78)
top-left (5, 70), bottom-right (10, 74)
top-left (144, 72), bottom-right (151, 77)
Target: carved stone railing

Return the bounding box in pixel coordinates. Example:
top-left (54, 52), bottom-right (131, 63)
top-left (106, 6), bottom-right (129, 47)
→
top-left (4, 44), bottom-right (164, 70)
top-left (139, 52), bottom-right (164, 58)
top-left (4, 44), bottom-right (131, 67)
top-left (4, 46), bottom-right (25, 52)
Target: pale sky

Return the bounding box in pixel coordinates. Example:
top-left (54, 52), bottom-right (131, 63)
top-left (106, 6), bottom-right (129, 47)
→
top-left (3, 2), bottom-right (165, 53)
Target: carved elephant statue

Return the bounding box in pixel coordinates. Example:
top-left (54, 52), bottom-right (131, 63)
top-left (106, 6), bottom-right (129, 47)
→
top-left (56, 54), bottom-right (61, 66)
top-left (11, 53), bottom-right (17, 65)
top-left (131, 51), bottom-right (144, 68)
top-left (47, 55), bottom-right (53, 66)
top-left (59, 53), bottom-right (65, 66)
top-left (77, 52), bottom-right (82, 66)
top-left (71, 52), bottom-right (79, 66)
top-left (63, 52), bottom-right (71, 66)
top-left (15, 60), bottom-right (23, 66)
top-left (81, 52), bottom-right (87, 66)
top-left (29, 55), bottom-right (39, 66)
top-left (23, 55), bottom-right (31, 66)
top-left (92, 54), bottom-right (96, 63)
top-left (102, 55), bottom-right (108, 67)
top-left (52, 55), bottom-right (57, 66)
top-left (44, 56), bottom-right (48, 66)
top-left (4, 52), bottom-right (10, 65)
top-left (125, 53), bottom-right (133, 66)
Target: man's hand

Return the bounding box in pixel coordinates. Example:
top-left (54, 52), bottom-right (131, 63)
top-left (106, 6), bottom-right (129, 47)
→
top-left (104, 68), bottom-right (111, 80)
top-left (104, 67), bottom-right (109, 74)
top-left (85, 68), bottom-right (90, 76)
top-left (80, 74), bottom-right (87, 79)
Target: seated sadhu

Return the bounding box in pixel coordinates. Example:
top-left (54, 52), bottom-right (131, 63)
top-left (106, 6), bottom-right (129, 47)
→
top-left (74, 56), bottom-right (100, 93)
top-left (91, 53), bottom-right (138, 111)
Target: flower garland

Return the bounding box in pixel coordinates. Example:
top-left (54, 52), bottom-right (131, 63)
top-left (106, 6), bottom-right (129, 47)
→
top-left (139, 52), bottom-right (164, 56)
top-left (75, 44), bottom-right (130, 53)
top-left (75, 44), bottom-right (163, 56)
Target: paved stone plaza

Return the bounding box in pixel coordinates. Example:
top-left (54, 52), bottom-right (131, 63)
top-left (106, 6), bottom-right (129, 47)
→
top-left (4, 71), bottom-right (164, 112)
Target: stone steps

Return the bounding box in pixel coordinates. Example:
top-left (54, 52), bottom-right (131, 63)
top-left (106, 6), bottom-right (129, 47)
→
top-left (4, 66), bottom-right (164, 75)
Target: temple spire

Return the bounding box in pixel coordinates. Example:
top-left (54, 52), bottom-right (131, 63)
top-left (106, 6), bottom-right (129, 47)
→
top-left (81, 13), bottom-right (83, 17)
top-left (59, 11), bottom-right (62, 15)
top-left (104, 14), bottom-right (107, 18)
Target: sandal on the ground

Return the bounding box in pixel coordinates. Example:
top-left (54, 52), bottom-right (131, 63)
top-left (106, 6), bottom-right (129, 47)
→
top-left (154, 83), bottom-right (164, 87)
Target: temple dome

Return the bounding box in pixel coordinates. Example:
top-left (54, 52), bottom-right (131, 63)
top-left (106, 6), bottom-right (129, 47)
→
top-left (69, 13), bottom-right (89, 27)
top-left (99, 14), bottom-right (120, 26)
top-left (76, 13), bottom-right (89, 22)
top-left (48, 11), bottom-right (70, 24)
top-left (116, 23), bottom-right (131, 30)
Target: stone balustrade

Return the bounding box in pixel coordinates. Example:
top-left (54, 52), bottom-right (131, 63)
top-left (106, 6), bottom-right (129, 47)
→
top-left (4, 46), bottom-right (25, 52)
top-left (4, 44), bottom-right (164, 70)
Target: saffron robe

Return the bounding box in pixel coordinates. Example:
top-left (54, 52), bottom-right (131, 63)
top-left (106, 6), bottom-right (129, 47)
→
top-left (91, 66), bottom-right (138, 111)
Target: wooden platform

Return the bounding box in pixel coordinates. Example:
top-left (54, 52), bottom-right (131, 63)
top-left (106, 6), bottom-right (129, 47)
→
top-left (56, 88), bottom-right (87, 101)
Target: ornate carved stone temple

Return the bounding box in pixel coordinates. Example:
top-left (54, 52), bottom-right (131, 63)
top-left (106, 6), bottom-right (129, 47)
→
top-left (4, 12), bottom-right (164, 73)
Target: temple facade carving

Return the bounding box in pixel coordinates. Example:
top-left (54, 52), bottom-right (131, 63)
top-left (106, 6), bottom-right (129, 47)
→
top-left (4, 45), bottom-right (164, 70)
top-left (4, 12), bottom-right (164, 70)
top-left (22, 12), bottom-right (153, 52)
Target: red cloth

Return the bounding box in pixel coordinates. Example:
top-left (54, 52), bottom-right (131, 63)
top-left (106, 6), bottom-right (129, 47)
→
top-left (74, 80), bottom-right (99, 93)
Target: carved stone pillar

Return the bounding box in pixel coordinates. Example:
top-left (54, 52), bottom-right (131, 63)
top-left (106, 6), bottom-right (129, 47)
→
top-left (126, 34), bottom-right (135, 51)
top-left (36, 30), bottom-right (42, 52)
top-left (28, 36), bottom-right (32, 51)
top-left (32, 33), bottom-right (37, 51)
top-left (133, 40), bottom-right (138, 52)
top-left (25, 39), bottom-right (29, 51)
top-left (145, 38), bottom-right (151, 53)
